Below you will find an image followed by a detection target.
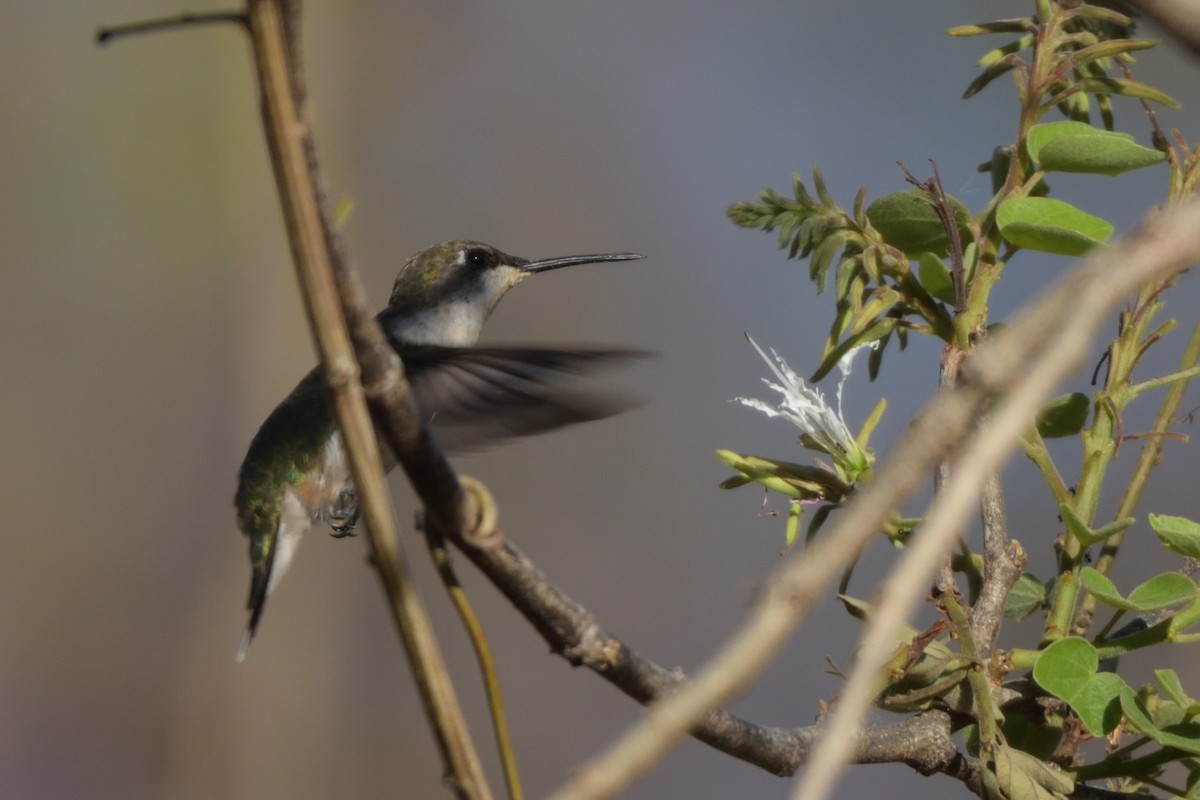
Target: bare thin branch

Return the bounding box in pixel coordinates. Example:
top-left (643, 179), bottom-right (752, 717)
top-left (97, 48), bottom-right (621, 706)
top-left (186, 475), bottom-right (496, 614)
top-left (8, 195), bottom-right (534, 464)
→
top-left (96, 10), bottom-right (246, 44)
top-left (971, 469), bottom-right (1024, 659)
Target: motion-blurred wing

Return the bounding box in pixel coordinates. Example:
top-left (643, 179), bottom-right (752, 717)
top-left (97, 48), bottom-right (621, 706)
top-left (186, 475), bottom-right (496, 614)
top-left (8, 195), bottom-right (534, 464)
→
top-left (397, 345), bottom-right (645, 451)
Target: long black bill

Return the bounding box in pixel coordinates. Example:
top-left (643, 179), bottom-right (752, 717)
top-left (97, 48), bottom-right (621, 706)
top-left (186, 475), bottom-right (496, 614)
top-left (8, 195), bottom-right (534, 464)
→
top-left (521, 251), bottom-right (644, 274)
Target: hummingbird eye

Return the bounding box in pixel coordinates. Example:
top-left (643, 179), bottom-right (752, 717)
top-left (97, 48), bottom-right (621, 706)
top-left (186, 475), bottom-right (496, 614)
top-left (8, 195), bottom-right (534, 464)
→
top-left (464, 247), bottom-right (495, 269)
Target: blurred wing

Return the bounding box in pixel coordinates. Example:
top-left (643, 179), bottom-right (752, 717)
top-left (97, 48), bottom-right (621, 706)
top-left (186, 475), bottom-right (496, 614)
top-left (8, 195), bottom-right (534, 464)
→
top-left (397, 345), bottom-right (646, 451)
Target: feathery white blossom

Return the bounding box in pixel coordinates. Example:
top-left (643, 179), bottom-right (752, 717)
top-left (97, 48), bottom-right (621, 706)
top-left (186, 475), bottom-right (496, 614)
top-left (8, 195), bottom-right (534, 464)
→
top-left (735, 336), bottom-right (875, 476)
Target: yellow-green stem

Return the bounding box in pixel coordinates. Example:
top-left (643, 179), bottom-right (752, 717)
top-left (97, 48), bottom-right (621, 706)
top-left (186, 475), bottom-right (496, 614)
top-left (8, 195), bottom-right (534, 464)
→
top-left (426, 532), bottom-right (525, 800)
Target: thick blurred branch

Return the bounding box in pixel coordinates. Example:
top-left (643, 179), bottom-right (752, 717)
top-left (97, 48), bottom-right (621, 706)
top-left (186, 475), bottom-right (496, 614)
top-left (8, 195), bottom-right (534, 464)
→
top-left (1130, 0), bottom-right (1200, 59)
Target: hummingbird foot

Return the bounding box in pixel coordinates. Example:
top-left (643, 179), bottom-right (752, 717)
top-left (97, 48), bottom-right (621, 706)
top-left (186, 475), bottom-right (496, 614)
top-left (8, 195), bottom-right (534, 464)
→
top-left (328, 486), bottom-right (359, 538)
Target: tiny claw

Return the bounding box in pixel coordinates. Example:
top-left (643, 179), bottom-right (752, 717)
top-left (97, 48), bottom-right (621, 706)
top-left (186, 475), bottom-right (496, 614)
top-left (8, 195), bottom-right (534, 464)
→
top-left (328, 487), bottom-right (359, 537)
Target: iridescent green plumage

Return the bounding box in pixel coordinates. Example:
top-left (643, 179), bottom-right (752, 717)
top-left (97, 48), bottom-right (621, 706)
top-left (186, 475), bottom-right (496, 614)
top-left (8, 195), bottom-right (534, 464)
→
top-left (235, 369), bottom-right (334, 634)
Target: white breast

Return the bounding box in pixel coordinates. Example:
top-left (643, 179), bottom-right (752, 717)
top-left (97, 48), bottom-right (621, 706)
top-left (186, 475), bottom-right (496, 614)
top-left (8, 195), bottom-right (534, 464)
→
top-left (266, 431), bottom-right (353, 596)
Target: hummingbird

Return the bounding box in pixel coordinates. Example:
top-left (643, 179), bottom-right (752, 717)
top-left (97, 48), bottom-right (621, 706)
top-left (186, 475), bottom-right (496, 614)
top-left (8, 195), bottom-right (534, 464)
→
top-left (234, 241), bottom-right (643, 660)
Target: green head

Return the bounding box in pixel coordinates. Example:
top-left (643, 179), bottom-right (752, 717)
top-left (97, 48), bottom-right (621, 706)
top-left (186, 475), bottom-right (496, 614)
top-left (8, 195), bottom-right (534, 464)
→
top-left (382, 241), bottom-right (643, 346)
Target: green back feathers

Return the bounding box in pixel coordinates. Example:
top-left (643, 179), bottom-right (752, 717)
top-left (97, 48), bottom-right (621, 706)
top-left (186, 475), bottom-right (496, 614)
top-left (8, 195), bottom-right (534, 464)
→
top-left (235, 368), bottom-right (335, 542)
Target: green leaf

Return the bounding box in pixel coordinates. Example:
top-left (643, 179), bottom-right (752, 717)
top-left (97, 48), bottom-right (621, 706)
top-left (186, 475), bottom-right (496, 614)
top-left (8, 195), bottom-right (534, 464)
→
top-left (963, 58), bottom-right (1019, 100)
top-left (1060, 505), bottom-right (1132, 547)
top-left (1032, 638), bottom-right (1127, 736)
top-left (1074, 4), bottom-right (1133, 26)
top-left (1026, 121), bottom-right (1129, 161)
top-left (1038, 135), bottom-right (1166, 176)
top-left (946, 20), bottom-right (1032, 37)
top-left (1000, 710), bottom-right (1063, 761)
top-left (1033, 637), bottom-right (1097, 701)
top-left (715, 450), bottom-right (850, 502)
top-left (993, 743), bottom-right (1075, 799)
top-left (784, 498), bottom-right (802, 550)
top-left (855, 397), bottom-right (887, 452)
top-left (1156, 669), bottom-right (1191, 708)
top-left (1026, 121), bottom-right (1166, 176)
top-left (806, 503), bottom-right (833, 544)
top-left (978, 34), bottom-right (1035, 67)
top-left (916, 252), bottom-right (956, 304)
top-left (1121, 685), bottom-right (1200, 755)
top-left (1081, 568), bottom-right (1194, 612)
top-left (1036, 392), bottom-right (1090, 437)
top-left (1066, 37), bottom-right (1159, 70)
top-left (809, 230), bottom-right (853, 287)
top-left (1128, 573), bottom-right (1197, 611)
top-left (1072, 672), bottom-right (1126, 738)
top-left (1080, 567), bottom-right (1134, 611)
top-left (996, 197), bottom-right (1114, 256)
top-left (1077, 76), bottom-right (1182, 110)
top-left (1005, 573), bottom-right (1048, 621)
top-left (837, 595), bottom-right (919, 642)
top-left (810, 319), bottom-right (893, 383)
top-left (1151, 514), bottom-right (1200, 559)
top-left (1091, 517), bottom-right (1135, 543)
top-left (866, 189), bottom-right (972, 256)
top-left (1059, 503), bottom-right (1092, 545)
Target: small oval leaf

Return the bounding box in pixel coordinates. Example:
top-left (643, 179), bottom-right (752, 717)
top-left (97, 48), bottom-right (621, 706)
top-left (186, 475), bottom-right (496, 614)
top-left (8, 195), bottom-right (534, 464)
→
top-left (1037, 136), bottom-right (1166, 176)
top-left (1005, 573), bottom-right (1049, 621)
top-left (997, 197), bottom-right (1114, 256)
top-left (916, 251), bottom-right (955, 304)
top-left (1150, 514), bottom-right (1200, 559)
top-left (1121, 686), bottom-right (1200, 755)
top-left (1073, 673), bottom-right (1126, 737)
top-left (1033, 637), bottom-right (1098, 701)
top-left (1080, 567), bottom-right (1135, 611)
top-left (1037, 392), bottom-right (1090, 438)
top-left (866, 190), bottom-right (972, 256)
top-left (1127, 573), bottom-right (1196, 611)
top-left (1026, 121), bottom-right (1132, 161)
top-left (916, 252), bottom-right (956, 304)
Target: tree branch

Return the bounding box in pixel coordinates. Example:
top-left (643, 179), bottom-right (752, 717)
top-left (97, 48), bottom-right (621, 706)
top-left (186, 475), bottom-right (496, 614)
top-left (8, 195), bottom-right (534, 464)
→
top-left (95, 9), bottom-right (246, 44)
top-left (241, 1), bottom-right (490, 796)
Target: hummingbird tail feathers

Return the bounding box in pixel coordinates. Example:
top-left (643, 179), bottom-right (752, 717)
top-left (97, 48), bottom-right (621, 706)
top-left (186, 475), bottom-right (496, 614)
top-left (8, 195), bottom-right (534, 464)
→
top-left (235, 627), bottom-right (254, 663)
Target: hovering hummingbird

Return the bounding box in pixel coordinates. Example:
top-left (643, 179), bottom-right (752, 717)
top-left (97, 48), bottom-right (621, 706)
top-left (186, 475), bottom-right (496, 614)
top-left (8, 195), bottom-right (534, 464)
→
top-left (234, 241), bottom-right (643, 660)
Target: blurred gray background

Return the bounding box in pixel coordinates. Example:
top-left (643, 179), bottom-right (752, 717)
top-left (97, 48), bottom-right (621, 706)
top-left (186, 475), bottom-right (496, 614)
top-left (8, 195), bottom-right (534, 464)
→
top-left (4, 1), bottom-right (1200, 798)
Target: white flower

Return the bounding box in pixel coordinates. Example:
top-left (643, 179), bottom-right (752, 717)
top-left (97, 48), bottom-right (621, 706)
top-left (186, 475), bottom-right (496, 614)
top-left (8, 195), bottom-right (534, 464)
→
top-left (735, 335), bottom-right (875, 473)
